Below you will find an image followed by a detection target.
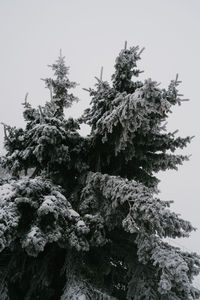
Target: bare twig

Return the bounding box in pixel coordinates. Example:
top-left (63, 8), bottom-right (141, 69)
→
top-left (100, 66), bottom-right (103, 81)
top-left (124, 40), bottom-right (127, 50)
top-left (38, 106), bottom-right (44, 123)
top-left (138, 47), bottom-right (145, 56)
top-left (82, 88), bottom-right (90, 92)
top-left (49, 79), bottom-right (53, 102)
top-left (1, 122), bottom-right (11, 142)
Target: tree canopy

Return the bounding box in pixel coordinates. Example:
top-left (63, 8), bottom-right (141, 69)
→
top-left (0, 45), bottom-right (199, 300)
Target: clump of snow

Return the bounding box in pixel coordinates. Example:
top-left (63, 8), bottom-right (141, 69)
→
top-left (38, 195), bottom-right (57, 215)
top-left (0, 183), bottom-right (14, 201)
top-left (68, 209), bottom-right (80, 219)
top-left (77, 220), bottom-right (85, 227)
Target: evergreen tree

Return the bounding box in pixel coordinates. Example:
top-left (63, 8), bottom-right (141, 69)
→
top-left (0, 46), bottom-right (199, 300)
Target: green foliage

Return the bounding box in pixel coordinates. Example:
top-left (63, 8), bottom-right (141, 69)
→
top-left (0, 177), bottom-right (90, 255)
top-left (0, 45), bottom-right (199, 299)
top-left (80, 172), bottom-right (194, 238)
top-left (1, 55), bottom-right (87, 182)
top-left (82, 63), bottom-right (191, 188)
top-left (44, 52), bottom-right (78, 117)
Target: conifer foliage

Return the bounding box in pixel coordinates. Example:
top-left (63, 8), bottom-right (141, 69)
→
top-left (0, 46), bottom-right (199, 300)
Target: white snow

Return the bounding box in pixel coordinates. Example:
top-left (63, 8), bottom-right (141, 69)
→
top-left (68, 209), bottom-right (80, 218)
top-left (0, 183), bottom-right (14, 201)
top-left (77, 220), bottom-right (85, 227)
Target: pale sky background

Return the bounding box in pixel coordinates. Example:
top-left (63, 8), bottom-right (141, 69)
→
top-left (0, 0), bottom-right (200, 283)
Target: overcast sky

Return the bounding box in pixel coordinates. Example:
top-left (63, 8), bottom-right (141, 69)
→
top-left (0, 0), bottom-right (200, 272)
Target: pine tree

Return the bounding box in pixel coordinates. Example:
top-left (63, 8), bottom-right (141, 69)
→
top-left (0, 46), bottom-right (200, 300)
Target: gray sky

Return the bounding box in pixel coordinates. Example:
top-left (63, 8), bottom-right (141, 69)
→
top-left (0, 0), bottom-right (200, 267)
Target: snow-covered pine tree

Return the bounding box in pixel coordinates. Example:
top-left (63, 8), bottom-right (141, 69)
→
top-left (0, 46), bottom-right (199, 300)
